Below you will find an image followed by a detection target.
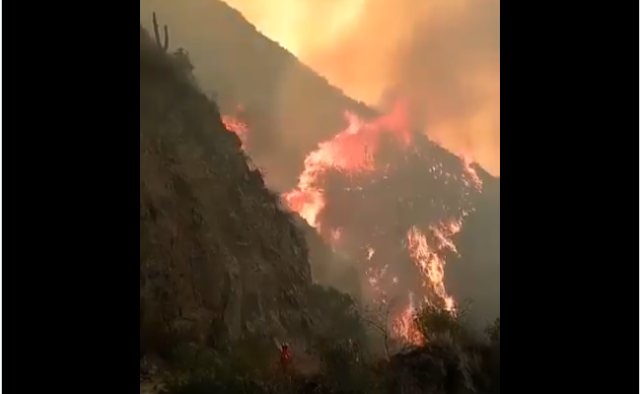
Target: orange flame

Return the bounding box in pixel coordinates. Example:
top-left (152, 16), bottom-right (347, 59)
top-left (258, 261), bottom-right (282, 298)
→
top-left (224, 102), bottom-right (484, 346)
top-left (222, 105), bottom-right (250, 148)
top-left (283, 102), bottom-right (410, 229)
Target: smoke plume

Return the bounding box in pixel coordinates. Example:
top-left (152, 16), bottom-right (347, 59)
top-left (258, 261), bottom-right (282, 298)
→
top-left (224, 0), bottom-right (501, 176)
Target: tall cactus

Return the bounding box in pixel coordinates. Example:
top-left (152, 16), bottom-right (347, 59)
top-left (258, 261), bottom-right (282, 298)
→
top-left (152, 12), bottom-right (169, 52)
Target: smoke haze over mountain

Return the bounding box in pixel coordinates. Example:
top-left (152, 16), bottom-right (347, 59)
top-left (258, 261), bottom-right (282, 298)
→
top-left (224, 0), bottom-right (501, 176)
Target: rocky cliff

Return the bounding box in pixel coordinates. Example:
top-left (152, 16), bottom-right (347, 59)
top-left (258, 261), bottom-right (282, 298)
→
top-left (140, 26), bottom-right (315, 357)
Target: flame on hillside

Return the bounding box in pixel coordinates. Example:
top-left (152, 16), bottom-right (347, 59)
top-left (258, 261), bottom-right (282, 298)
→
top-left (224, 102), bottom-right (483, 345)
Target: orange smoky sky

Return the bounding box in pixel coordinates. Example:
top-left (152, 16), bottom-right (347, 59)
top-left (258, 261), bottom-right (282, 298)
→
top-left (224, 0), bottom-right (500, 176)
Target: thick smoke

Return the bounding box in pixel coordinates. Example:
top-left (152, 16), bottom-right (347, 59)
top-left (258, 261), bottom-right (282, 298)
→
top-left (224, 0), bottom-right (501, 176)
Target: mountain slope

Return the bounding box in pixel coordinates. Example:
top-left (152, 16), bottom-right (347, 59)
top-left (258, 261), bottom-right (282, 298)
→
top-left (140, 0), bottom-right (378, 185)
top-left (139, 0), bottom-right (499, 321)
top-left (140, 26), bottom-right (315, 358)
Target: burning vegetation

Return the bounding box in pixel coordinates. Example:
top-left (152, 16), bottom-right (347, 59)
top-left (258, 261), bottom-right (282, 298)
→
top-left (140, 10), bottom-right (499, 394)
top-left (223, 99), bottom-right (485, 347)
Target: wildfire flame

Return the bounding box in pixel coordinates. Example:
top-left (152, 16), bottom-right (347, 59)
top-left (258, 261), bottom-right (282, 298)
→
top-left (283, 102), bottom-right (410, 228)
top-left (223, 101), bottom-right (483, 346)
top-left (222, 105), bottom-right (250, 148)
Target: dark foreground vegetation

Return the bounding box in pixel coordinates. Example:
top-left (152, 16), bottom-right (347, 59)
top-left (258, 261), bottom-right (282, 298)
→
top-left (145, 304), bottom-right (500, 394)
top-left (140, 21), bottom-right (499, 394)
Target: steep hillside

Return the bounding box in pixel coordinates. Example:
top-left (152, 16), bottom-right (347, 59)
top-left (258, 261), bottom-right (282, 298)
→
top-left (139, 0), bottom-right (377, 185)
top-left (139, 21), bottom-right (499, 394)
top-left (139, 0), bottom-right (497, 189)
top-left (139, 0), bottom-right (499, 323)
top-left (140, 26), bottom-right (315, 358)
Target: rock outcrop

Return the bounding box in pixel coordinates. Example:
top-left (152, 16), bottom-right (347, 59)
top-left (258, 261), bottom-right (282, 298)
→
top-left (140, 26), bottom-right (314, 356)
